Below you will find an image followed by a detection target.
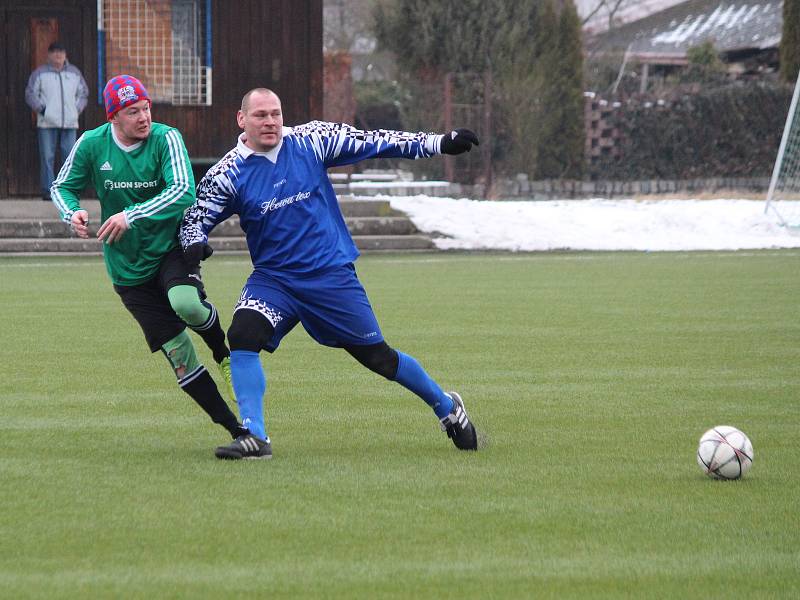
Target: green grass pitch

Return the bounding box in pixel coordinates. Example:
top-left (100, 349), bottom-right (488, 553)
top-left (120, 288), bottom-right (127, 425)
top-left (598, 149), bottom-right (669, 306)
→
top-left (1, 251), bottom-right (798, 598)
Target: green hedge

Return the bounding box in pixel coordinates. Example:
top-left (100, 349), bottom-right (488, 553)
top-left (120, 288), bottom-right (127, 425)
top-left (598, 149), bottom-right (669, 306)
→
top-left (590, 82), bottom-right (792, 180)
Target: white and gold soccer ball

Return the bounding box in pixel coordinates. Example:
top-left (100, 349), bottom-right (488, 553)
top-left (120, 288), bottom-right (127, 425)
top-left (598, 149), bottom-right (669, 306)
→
top-left (697, 426), bottom-right (754, 480)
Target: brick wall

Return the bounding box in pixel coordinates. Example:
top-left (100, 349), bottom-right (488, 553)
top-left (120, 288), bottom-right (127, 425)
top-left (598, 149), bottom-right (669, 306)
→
top-left (584, 94), bottom-right (621, 169)
top-left (104, 0), bottom-right (173, 98)
top-left (323, 51), bottom-right (355, 124)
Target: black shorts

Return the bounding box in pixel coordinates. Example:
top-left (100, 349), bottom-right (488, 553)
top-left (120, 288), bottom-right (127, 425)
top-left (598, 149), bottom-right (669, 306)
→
top-left (114, 246), bottom-right (207, 352)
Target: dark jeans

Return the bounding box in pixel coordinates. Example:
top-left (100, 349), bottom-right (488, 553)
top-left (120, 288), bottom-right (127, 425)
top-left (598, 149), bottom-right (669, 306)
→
top-left (38, 127), bottom-right (77, 199)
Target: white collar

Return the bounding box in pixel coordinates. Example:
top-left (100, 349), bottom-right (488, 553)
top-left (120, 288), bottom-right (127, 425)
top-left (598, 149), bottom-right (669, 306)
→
top-left (236, 127), bottom-right (292, 163)
top-left (111, 124), bottom-right (144, 152)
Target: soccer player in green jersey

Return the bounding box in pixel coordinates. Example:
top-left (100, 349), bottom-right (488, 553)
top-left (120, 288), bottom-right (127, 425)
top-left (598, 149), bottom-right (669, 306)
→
top-left (50, 75), bottom-right (248, 452)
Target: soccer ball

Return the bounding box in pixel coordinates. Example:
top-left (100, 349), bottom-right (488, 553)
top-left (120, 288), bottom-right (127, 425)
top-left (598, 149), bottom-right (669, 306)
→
top-left (696, 426), bottom-right (754, 480)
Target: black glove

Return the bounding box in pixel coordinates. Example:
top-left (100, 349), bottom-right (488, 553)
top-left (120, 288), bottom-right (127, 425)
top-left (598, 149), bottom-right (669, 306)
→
top-left (440, 129), bottom-right (479, 155)
top-left (184, 242), bottom-right (213, 268)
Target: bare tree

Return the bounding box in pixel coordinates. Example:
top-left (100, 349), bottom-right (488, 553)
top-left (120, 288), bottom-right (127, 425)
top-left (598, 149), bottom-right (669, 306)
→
top-left (579, 0), bottom-right (630, 31)
top-left (323, 0), bottom-right (380, 53)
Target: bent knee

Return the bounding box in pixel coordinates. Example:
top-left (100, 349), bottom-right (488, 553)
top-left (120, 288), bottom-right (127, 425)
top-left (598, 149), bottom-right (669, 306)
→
top-left (347, 342), bottom-right (398, 380)
top-left (173, 303), bottom-right (207, 327)
top-left (228, 309), bottom-right (274, 352)
top-left (167, 285), bottom-right (208, 327)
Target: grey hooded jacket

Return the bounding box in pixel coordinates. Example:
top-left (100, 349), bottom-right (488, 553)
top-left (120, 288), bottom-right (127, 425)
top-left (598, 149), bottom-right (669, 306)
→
top-left (25, 61), bottom-right (88, 129)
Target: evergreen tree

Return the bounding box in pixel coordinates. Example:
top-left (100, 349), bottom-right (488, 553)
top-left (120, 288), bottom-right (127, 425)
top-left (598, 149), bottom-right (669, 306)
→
top-left (533, 0), bottom-right (564, 178)
top-left (555, 0), bottom-right (585, 178)
top-left (781, 0), bottom-right (800, 82)
top-left (493, 5), bottom-right (545, 175)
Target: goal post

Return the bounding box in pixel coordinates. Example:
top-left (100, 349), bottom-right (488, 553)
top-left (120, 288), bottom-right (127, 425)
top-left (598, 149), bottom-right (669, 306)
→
top-left (765, 70), bottom-right (800, 227)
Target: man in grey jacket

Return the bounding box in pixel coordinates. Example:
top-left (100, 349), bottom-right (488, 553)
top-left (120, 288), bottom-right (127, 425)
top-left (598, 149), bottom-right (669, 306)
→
top-left (25, 42), bottom-right (88, 201)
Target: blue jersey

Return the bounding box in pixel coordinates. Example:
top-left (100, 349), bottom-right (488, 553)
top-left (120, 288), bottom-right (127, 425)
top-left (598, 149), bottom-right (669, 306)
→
top-left (180, 121), bottom-right (443, 276)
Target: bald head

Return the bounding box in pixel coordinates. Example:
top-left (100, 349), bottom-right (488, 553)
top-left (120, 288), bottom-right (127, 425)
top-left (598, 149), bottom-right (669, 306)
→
top-left (241, 88), bottom-right (280, 113)
top-left (238, 88), bottom-right (284, 152)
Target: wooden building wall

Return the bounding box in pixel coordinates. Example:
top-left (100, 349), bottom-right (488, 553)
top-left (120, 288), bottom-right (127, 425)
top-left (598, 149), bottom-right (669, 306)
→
top-left (0, 0), bottom-right (323, 197)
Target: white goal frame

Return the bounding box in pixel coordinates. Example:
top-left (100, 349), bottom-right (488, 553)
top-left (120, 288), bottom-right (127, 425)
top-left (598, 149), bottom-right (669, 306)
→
top-left (765, 69), bottom-right (800, 226)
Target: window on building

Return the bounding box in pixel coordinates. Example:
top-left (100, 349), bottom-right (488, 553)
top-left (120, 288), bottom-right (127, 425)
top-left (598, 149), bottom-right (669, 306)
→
top-left (99, 0), bottom-right (212, 105)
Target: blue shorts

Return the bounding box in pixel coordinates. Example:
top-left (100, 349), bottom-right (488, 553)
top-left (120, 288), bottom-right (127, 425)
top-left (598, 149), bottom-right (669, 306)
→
top-left (233, 263), bottom-right (383, 352)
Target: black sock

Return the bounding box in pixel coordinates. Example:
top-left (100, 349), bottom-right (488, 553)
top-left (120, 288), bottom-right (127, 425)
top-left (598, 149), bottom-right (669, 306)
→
top-left (191, 305), bottom-right (230, 364)
top-left (179, 367), bottom-right (242, 437)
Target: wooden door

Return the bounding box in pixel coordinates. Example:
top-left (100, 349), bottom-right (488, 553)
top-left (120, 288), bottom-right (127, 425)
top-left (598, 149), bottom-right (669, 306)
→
top-left (2, 7), bottom-right (84, 196)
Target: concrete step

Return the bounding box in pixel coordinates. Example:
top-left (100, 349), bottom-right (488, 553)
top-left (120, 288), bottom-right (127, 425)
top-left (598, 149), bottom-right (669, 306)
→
top-left (0, 198), bottom-right (399, 219)
top-left (0, 219), bottom-right (72, 238)
top-left (207, 235), bottom-right (435, 252)
top-left (0, 237), bottom-right (106, 253)
top-left (0, 215), bottom-right (419, 239)
top-left (354, 235), bottom-right (435, 251)
top-left (201, 216), bottom-right (418, 238)
top-left (340, 198), bottom-right (400, 217)
top-left (0, 234), bottom-right (435, 254)
top-left (348, 182), bottom-right (456, 196)
top-left (0, 197), bottom-right (434, 253)
top-left (345, 217), bottom-right (418, 236)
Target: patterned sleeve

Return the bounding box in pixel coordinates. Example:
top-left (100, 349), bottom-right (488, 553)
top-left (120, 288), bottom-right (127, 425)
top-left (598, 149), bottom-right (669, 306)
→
top-left (179, 150), bottom-right (240, 249)
top-left (290, 121), bottom-right (443, 169)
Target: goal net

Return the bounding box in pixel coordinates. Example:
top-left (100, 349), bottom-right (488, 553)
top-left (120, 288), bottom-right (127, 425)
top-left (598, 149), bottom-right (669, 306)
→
top-left (765, 71), bottom-right (800, 227)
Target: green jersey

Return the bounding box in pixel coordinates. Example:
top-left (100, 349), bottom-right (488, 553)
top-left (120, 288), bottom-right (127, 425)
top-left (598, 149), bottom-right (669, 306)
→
top-left (51, 122), bottom-right (195, 286)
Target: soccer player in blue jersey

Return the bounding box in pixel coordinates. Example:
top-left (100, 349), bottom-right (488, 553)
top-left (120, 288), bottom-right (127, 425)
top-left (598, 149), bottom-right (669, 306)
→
top-left (180, 88), bottom-right (480, 459)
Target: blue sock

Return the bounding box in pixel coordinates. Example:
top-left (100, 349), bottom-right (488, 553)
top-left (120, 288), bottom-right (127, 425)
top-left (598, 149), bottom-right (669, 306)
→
top-left (393, 351), bottom-right (454, 418)
top-left (230, 350), bottom-right (268, 440)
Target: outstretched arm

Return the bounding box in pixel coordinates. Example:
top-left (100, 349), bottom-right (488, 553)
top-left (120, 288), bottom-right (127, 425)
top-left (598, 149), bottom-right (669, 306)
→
top-left (291, 121), bottom-right (479, 169)
top-left (439, 129), bottom-right (480, 155)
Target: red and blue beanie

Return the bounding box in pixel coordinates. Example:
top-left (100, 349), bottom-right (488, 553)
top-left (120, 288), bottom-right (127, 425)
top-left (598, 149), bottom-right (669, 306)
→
top-left (103, 75), bottom-right (151, 120)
